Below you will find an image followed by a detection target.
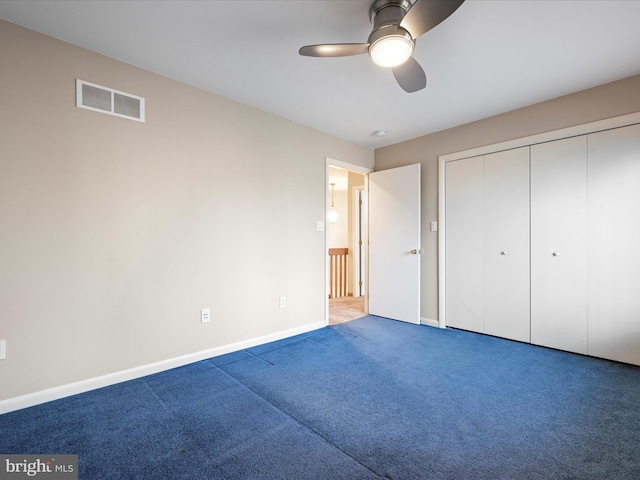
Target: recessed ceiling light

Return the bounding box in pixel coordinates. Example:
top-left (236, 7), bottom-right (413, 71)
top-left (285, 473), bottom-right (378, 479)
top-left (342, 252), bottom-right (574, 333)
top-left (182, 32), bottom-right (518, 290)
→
top-left (373, 130), bottom-right (387, 137)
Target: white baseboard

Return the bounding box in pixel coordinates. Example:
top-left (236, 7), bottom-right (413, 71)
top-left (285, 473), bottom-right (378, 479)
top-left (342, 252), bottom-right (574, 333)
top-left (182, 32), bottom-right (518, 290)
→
top-left (420, 317), bottom-right (440, 328)
top-left (0, 321), bottom-right (325, 415)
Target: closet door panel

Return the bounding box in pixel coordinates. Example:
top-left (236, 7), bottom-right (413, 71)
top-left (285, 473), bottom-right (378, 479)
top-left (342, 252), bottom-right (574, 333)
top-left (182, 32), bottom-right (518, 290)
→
top-left (483, 147), bottom-right (530, 342)
top-left (445, 157), bottom-right (484, 333)
top-left (588, 123), bottom-right (640, 366)
top-left (531, 136), bottom-right (588, 354)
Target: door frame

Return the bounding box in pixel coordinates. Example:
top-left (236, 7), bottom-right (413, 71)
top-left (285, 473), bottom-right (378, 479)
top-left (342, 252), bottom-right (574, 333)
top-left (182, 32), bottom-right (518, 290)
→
top-left (438, 111), bottom-right (640, 329)
top-left (325, 157), bottom-right (373, 325)
top-left (353, 185), bottom-right (367, 297)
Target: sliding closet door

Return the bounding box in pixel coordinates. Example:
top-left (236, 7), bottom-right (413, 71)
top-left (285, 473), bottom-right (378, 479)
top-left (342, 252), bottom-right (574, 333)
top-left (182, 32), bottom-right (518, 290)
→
top-left (445, 157), bottom-right (484, 332)
top-left (483, 148), bottom-right (530, 343)
top-left (588, 123), bottom-right (640, 365)
top-left (531, 137), bottom-right (588, 354)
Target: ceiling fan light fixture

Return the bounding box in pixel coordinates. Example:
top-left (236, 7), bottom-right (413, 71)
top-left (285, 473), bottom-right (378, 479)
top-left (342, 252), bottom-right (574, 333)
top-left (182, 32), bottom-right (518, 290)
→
top-left (369, 34), bottom-right (413, 68)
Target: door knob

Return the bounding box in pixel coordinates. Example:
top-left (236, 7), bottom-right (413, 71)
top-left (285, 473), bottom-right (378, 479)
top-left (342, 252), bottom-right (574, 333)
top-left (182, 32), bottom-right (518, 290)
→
top-left (500, 251), bottom-right (508, 255)
top-left (552, 252), bottom-right (560, 256)
top-left (410, 248), bottom-right (424, 255)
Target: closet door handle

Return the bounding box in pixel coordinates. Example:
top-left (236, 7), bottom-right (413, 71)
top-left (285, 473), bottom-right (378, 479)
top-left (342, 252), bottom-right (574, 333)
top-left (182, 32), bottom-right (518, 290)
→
top-left (500, 251), bottom-right (508, 255)
top-left (552, 252), bottom-right (560, 257)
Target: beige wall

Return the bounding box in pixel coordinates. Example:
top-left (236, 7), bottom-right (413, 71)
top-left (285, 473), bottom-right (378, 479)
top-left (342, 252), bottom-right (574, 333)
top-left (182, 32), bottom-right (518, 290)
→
top-left (375, 74), bottom-right (640, 322)
top-left (0, 20), bottom-right (373, 403)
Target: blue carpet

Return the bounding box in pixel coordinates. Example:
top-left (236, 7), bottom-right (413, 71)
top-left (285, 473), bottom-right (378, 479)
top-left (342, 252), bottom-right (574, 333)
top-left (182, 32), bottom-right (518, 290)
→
top-left (1, 316), bottom-right (639, 479)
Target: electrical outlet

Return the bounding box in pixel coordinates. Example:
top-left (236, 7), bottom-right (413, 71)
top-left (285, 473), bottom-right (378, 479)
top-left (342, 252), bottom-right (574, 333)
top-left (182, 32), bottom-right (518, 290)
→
top-left (279, 296), bottom-right (286, 309)
top-left (0, 340), bottom-right (6, 360)
top-left (201, 309), bottom-right (210, 324)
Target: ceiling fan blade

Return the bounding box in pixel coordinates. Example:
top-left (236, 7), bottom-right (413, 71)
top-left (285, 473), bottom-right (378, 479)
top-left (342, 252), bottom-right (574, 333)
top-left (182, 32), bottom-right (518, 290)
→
top-left (299, 43), bottom-right (370, 58)
top-left (392, 57), bottom-right (427, 93)
top-left (400, 0), bottom-right (465, 40)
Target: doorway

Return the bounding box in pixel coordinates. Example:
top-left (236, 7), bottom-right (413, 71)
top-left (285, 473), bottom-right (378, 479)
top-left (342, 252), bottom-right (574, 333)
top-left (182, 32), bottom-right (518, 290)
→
top-left (327, 165), bottom-right (368, 325)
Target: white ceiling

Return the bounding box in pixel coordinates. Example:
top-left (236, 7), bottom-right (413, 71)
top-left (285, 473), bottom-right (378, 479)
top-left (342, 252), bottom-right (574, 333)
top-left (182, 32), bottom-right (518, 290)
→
top-left (1, 0), bottom-right (640, 149)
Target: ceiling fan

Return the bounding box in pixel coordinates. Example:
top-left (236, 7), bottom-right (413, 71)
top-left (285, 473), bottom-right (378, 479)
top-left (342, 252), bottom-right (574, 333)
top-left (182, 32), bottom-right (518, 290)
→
top-left (299, 0), bottom-right (465, 93)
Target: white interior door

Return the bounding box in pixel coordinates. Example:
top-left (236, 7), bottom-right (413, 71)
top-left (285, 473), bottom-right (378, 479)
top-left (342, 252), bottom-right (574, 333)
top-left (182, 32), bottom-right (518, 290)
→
top-left (368, 164), bottom-right (421, 324)
top-left (483, 147), bottom-right (530, 343)
top-left (445, 157), bottom-right (484, 333)
top-left (588, 123), bottom-right (640, 365)
top-left (531, 136), bottom-right (588, 354)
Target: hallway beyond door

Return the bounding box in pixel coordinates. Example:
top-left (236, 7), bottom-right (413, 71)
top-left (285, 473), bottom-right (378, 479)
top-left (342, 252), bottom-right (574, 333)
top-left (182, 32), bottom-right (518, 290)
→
top-left (329, 296), bottom-right (366, 325)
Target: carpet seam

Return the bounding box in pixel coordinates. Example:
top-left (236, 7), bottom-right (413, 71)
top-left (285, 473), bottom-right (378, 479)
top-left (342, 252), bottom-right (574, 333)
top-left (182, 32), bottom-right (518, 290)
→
top-left (142, 374), bottom-right (233, 480)
top-left (212, 363), bottom-right (383, 479)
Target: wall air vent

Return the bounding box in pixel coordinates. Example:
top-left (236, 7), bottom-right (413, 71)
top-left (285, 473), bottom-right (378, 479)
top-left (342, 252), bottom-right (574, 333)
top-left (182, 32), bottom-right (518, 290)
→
top-left (76, 79), bottom-right (145, 122)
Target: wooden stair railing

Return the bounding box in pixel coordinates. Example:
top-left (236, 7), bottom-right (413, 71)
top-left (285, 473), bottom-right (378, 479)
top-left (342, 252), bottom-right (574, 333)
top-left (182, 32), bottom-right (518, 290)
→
top-left (329, 248), bottom-right (348, 299)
